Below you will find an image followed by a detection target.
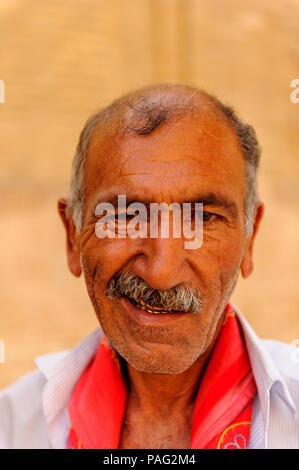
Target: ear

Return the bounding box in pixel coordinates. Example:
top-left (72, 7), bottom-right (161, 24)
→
top-left (240, 201), bottom-right (265, 279)
top-left (58, 198), bottom-right (82, 277)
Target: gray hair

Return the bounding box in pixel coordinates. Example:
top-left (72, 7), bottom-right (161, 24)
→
top-left (106, 271), bottom-right (203, 314)
top-left (66, 84), bottom-right (261, 235)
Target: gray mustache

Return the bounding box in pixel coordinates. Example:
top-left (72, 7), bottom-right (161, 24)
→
top-left (106, 272), bottom-right (203, 314)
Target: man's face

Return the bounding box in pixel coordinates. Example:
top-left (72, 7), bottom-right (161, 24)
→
top-left (71, 111), bottom-right (251, 374)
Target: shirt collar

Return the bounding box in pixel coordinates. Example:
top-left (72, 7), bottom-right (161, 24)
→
top-left (34, 328), bottom-right (103, 448)
top-left (35, 328), bottom-right (102, 382)
top-left (232, 304), bottom-right (297, 423)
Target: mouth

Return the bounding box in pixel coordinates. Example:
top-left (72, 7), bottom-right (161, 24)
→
top-left (125, 296), bottom-right (185, 315)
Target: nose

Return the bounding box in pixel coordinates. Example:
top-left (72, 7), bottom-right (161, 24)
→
top-left (131, 237), bottom-right (189, 291)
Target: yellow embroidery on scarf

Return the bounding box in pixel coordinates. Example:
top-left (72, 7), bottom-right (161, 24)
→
top-left (217, 421), bottom-right (250, 449)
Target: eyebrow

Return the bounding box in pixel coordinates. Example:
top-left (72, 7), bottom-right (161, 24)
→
top-left (94, 192), bottom-right (239, 219)
top-left (192, 192), bottom-right (239, 219)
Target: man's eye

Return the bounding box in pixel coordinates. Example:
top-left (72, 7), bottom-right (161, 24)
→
top-left (202, 211), bottom-right (216, 222)
top-left (192, 211), bottom-right (217, 222)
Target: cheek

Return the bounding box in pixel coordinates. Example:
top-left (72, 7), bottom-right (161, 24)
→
top-left (217, 232), bottom-right (244, 273)
top-left (206, 236), bottom-right (243, 299)
top-left (190, 230), bottom-right (244, 291)
top-left (81, 237), bottom-right (136, 307)
top-left (82, 236), bottom-right (127, 275)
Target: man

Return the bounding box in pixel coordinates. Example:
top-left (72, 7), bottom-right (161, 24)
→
top-left (0, 84), bottom-right (298, 449)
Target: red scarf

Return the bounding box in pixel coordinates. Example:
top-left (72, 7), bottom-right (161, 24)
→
top-left (67, 303), bottom-right (256, 449)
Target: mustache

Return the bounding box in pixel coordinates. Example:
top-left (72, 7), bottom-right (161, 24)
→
top-left (106, 272), bottom-right (203, 314)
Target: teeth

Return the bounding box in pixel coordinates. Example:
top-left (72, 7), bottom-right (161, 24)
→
top-left (139, 299), bottom-right (168, 312)
top-left (132, 298), bottom-right (170, 314)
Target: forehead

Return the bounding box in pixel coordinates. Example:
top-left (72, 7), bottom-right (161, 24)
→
top-left (84, 111), bottom-right (246, 204)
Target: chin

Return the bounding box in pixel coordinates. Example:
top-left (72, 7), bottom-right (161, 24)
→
top-left (120, 343), bottom-right (199, 375)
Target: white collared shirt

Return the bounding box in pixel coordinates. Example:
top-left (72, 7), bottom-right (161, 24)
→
top-left (0, 305), bottom-right (298, 449)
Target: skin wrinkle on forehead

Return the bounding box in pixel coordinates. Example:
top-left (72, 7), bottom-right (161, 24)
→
top-left (87, 121), bottom-right (241, 175)
top-left (117, 133), bottom-right (233, 165)
top-left (86, 103), bottom-right (237, 176)
top-left (117, 159), bottom-right (224, 177)
top-left (84, 118), bottom-right (246, 228)
top-left (86, 170), bottom-right (243, 240)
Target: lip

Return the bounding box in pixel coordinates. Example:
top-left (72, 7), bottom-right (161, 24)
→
top-left (121, 295), bottom-right (189, 325)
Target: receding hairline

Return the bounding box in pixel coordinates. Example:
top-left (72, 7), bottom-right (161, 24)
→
top-left (88, 83), bottom-right (229, 141)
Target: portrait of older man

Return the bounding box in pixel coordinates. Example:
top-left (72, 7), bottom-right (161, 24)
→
top-left (0, 84), bottom-right (298, 450)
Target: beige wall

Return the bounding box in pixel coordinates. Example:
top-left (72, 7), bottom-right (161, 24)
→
top-left (0, 0), bottom-right (299, 388)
